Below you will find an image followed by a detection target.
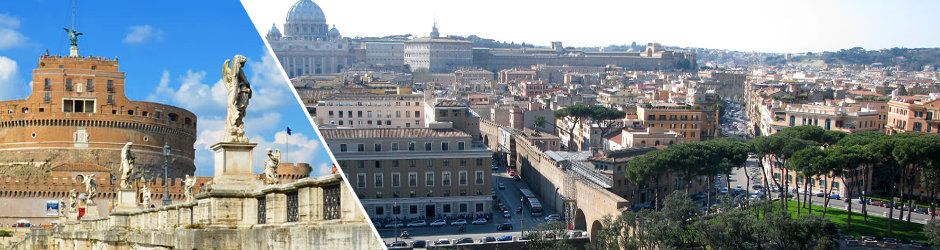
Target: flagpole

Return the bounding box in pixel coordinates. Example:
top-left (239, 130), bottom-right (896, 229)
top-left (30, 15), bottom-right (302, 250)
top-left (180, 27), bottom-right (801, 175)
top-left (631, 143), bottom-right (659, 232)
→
top-left (286, 130), bottom-right (289, 164)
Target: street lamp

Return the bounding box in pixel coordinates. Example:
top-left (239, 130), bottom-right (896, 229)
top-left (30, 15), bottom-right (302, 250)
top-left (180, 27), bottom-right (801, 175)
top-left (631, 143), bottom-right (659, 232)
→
top-left (162, 141), bottom-right (171, 206)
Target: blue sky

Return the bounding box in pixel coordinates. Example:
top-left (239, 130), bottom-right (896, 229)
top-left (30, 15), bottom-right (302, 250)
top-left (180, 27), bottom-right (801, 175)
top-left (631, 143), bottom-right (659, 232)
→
top-left (0, 0), bottom-right (335, 177)
top-left (244, 0), bottom-right (940, 53)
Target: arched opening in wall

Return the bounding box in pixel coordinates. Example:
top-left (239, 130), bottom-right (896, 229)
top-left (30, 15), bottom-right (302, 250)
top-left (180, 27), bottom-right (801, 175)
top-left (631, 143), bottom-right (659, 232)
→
top-left (75, 175), bottom-right (85, 183)
top-left (574, 208), bottom-right (587, 231)
top-left (483, 135), bottom-right (489, 146)
top-left (590, 220), bottom-right (603, 243)
top-left (168, 113), bottom-right (179, 122)
top-left (184, 117), bottom-right (192, 125)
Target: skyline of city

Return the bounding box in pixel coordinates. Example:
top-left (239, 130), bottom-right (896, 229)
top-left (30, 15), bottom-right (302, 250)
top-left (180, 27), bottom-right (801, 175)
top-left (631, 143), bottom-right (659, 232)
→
top-left (243, 0), bottom-right (940, 53)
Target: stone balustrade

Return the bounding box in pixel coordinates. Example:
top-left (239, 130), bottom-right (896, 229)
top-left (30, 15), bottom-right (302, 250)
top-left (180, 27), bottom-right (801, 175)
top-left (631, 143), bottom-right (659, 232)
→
top-left (55, 173), bottom-right (360, 235)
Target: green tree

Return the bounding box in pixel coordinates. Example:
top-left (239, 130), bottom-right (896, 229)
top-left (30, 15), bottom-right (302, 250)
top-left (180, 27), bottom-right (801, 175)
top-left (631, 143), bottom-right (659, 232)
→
top-left (586, 105), bottom-right (627, 150)
top-left (553, 104), bottom-right (592, 151)
top-left (533, 115), bottom-right (546, 130)
top-left (926, 219), bottom-right (940, 247)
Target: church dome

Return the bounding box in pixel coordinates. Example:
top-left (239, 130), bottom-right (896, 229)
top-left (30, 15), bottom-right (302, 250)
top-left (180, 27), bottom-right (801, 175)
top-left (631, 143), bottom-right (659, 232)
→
top-left (328, 25), bottom-right (340, 38)
top-left (266, 23), bottom-right (282, 41)
top-left (286, 0), bottom-right (326, 23)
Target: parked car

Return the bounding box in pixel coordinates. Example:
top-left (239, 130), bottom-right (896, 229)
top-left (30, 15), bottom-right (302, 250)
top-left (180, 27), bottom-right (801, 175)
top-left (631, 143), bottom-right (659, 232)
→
top-left (434, 239), bottom-right (451, 246)
top-left (498, 182), bottom-right (505, 190)
top-left (496, 223), bottom-right (513, 231)
top-left (480, 236), bottom-right (496, 243)
top-left (451, 219), bottom-right (468, 226)
top-left (513, 175), bottom-right (521, 181)
top-left (497, 235), bottom-right (513, 241)
top-left (383, 221), bottom-right (403, 228)
top-left (915, 208), bottom-right (928, 214)
top-left (455, 237), bottom-right (474, 244)
top-left (389, 241), bottom-right (408, 247)
top-left (472, 218), bottom-right (487, 225)
top-left (870, 200), bottom-right (883, 206)
top-left (429, 219), bottom-right (447, 227)
top-left (521, 233), bottom-right (536, 240)
top-left (503, 210), bottom-right (512, 218)
top-left (814, 191), bottom-right (826, 197)
top-left (407, 220), bottom-right (427, 227)
top-left (566, 231), bottom-right (586, 238)
top-left (543, 231), bottom-right (556, 239)
top-left (752, 184), bottom-right (763, 190)
top-left (544, 214), bottom-right (562, 222)
top-left (410, 240), bottom-right (427, 248)
top-left (828, 194), bottom-right (840, 200)
top-left (720, 188), bottom-right (729, 194)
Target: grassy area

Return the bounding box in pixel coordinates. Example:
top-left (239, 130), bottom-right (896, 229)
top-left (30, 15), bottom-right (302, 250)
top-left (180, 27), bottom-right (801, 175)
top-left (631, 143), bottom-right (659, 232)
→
top-left (778, 200), bottom-right (928, 243)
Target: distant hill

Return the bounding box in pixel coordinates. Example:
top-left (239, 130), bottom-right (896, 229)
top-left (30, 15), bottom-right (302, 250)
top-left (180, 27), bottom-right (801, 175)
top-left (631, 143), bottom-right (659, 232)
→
top-left (757, 47), bottom-right (940, 70)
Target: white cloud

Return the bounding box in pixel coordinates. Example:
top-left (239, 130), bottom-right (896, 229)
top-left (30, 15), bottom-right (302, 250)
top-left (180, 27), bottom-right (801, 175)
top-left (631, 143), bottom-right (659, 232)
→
top-left (0, 14), bottom-right (27, 49)
top-left (0, 56), bottom-right (27, 100)
top-left (122, 25), bottom-right (164, 44)
top-left (316, 162), bottom-right (332, 177)
top-left (146, 70), bottom-right (227, 115)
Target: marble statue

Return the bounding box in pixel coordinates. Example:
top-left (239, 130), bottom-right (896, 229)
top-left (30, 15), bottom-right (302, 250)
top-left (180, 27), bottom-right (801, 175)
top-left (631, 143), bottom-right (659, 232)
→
top-left (222, 55), bottom-right (251, 142)
top-left (68, 189), bottom-right (77, 208)
top-left (64, 28), bottom-right (82, 47)
top-left (120, 142), bottom-right (135, 188)
top-left (183, 175), bottom-right (196, 203)
top-left (140, 177), bottom-right (151, 207)
top-left (58, 198), bottom-right (67, 217)
top-left (83, 174), bottom-right (97, 204)
top-left (263, 148), bottom-right (281, 184)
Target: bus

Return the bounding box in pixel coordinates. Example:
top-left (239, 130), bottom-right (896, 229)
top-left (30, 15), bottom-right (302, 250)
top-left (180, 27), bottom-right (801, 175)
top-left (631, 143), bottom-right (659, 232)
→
top-left (519, 188), bottom-right (536, 199)
top-left (527, 197), bottom-right (543, 216)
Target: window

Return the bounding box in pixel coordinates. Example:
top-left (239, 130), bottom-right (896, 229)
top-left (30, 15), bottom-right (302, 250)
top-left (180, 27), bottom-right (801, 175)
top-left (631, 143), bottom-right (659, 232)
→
top-left (459, 160), bottom-right (466, 167)
top-left (367, 111), bottom-right (372, 118)
top-left (86, 79), bottom-right (93, 92)
top-left (458, 142), bottom-right (465, 150)
top-left (374, 143), bottom-right (382, 152)
top-left (44, 93), bottom-right (50, 103)
top-left (425, 172), bottom-right (434, 186)
top-left (391, 173), bottom-right (400, 187)
top-left (107, 80), bottom-right (114, 92)
top-left (408, 172), bottom-right (417, 187)
top-left (476, 159), bottom-right (483, 166)
top-left (44, 78), bottom-right (51, 91)
top-left (356, 174), bottom-right (366, 188)
top-left (426, 160), bottom-right (434, 167)
top-left (374, 161), bottom-right (381, 168)
top-left (409, 160), bottom-right (416, 168)
top-left (440, 110), bottom-right (447, 117)
top-left (357, 111), bottom-right (363, 117)
top-left (393, 160), bottom-right (400, 168)
top-left (442, 142), bottom-right (449, 151)
top-left (65, 78), bottom-right (73, 91)
top-left (409, 142), bottom-right (416, 151)
top-left (63, 99), bottom-right (95, 113)
top-left (391, 143), bottom-right (399, 151)
top-left (475, 171), bottom-right (484, 185)
top-left (443, 204), bottom-right (451, 213)
top-left (425, 142), bottom-right (432, 151)
top-left (375, 206), bottom-right (384, 216)
top-left (458, 171), bottom-right (468, 185)
top-left (340, 144), bottom-right (347, 152)
top-left (409, 205), bottom-right (418, 215)
top-left (476, 203), bottom-right (484, 212)
top-left (393, 205), bottom-right (401, 215)
top-left (374, 173), bottom-right (383, 188)
top-left (357, 144), bottom-right (365, 152)
top-left (107, 95), bottom-right (114, 105)
top-left (396, 111), bottom-right (401, 118)
top-left (443, 160), bottom-right (449, 167)
top-left (459, 203), bottom-right (467, 213)
top-left (415, 111), bottom-right (420, 117)
top-left (442, 172), bottom-right (451, 186)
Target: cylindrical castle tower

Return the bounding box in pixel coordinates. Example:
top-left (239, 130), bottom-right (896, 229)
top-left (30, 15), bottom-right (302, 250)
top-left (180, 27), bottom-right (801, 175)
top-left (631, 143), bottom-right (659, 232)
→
top-left (0, 53), bottom-right (198, 181)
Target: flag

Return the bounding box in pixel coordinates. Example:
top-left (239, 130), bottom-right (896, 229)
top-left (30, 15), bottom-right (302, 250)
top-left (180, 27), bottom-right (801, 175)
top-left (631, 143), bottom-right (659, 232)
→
top-left (286, 127), bottom-right (292, 135)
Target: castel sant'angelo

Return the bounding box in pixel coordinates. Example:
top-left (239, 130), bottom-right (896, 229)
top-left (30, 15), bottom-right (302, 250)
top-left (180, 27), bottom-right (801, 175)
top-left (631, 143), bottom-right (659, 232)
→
top-left (0, 30), bottom-right (312, 226)
top-left (0, 45), bottom-right (197, 179)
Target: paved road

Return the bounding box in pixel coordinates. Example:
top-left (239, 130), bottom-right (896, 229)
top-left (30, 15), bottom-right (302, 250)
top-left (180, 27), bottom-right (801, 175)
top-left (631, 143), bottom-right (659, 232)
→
top-left (378, 163), bottom-right (563, 248)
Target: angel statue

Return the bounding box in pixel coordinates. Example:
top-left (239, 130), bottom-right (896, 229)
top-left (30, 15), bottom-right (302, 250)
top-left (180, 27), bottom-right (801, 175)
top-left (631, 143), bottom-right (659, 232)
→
top-left (183, 175), bottom-right (196, 203)
top-left (84, 174), bottom-right (98, 205)
top-left (64, 28), bottom-right (83, 47)
top-left (68, 189), bottom-right (77, 208)
top-left (120, 142), bottom-right (135, 188)
top-left (140, 177), bottom-right (152, 207)
top-left (222, 55), bottom-right (251, 142)
top-left (263, 148), bottom-right (281, 184)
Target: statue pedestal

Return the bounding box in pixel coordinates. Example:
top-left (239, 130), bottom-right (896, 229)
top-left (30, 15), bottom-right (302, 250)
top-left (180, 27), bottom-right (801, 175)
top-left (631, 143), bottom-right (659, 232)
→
top-left (69, 46), bottom-right (78, 57)
top-left (83, 203), bottom-right (99, 219)
top-left (210, 142), bottom-right (261, 190)
top-left (114, 188), bottom-right (138, 211)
